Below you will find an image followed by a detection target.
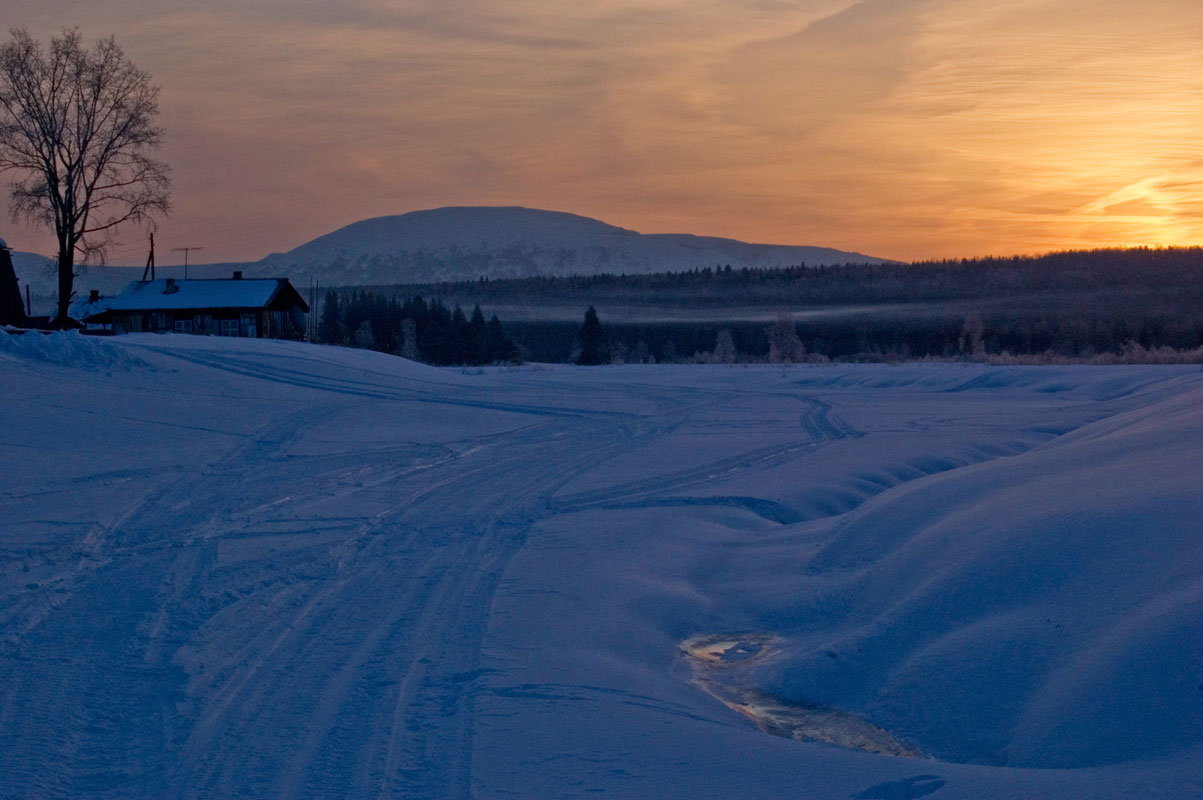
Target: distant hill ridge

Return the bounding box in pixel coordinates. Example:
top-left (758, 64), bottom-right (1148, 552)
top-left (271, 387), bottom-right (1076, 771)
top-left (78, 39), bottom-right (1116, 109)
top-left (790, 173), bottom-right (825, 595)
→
top-left (9, 206), bottom-right (889, 298)
top-left (260, 207), bottom-right (889, 286)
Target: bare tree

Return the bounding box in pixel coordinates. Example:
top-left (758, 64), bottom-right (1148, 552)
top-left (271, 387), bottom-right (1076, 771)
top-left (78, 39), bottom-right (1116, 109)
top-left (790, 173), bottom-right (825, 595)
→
top-left (0, 28), bottom-right (170, 327)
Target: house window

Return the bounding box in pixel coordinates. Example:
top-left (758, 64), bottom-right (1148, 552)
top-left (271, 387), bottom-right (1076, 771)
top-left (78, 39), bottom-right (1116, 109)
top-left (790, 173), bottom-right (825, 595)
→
top-left (173, 318), bottom-right (194, 334)
top-left (218, 319), bottom-right (239, 337)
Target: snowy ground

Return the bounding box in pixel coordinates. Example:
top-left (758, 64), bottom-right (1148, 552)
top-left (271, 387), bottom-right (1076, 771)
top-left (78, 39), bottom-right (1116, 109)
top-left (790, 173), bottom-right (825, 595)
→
top-left (2, 333), bottom-right (1201, 799)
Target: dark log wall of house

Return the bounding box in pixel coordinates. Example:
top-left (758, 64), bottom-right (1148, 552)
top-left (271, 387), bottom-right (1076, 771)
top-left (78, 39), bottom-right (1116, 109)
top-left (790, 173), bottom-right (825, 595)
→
top-left (110, 309), bottom-right (306, 340)
top-left (0, 248), bottom-right (26, 326)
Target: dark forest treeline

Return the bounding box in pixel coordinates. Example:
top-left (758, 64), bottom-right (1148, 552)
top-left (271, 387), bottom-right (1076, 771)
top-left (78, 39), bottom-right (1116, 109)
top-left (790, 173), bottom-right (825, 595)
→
top-left (322, 248), bottom-right (1203, 365)
top-left (374, 247), bottom-right (1203, 309)
top-left (505, 312), bottom-right (1203, 365)
top-left (317, 291), bottom-right (519, 365)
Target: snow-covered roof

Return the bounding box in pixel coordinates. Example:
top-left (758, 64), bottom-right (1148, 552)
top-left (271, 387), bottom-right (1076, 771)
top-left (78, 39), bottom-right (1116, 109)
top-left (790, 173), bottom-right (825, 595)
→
top-left (104, 278), bottom-right (297, 312)
top-left (68, 292), bottom-right (114, 322)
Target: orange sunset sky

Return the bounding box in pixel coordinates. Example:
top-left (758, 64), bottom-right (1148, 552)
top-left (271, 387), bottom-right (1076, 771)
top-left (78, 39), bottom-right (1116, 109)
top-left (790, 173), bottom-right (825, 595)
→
top-left (6, 0), bottom-right (1203, 264)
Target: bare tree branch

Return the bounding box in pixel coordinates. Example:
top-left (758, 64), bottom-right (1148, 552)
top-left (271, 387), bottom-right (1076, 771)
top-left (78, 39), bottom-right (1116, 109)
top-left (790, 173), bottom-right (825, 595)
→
top-left (0, 27), bottom-right (170, 325)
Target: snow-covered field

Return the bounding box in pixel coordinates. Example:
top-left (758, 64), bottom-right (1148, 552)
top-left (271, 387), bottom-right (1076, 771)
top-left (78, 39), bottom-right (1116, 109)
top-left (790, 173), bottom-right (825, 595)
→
top-left (2, 333), bottom-right (1201, 798)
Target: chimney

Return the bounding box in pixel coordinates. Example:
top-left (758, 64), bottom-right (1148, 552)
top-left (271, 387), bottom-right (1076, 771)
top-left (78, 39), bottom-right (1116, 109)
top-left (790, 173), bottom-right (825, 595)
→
top-left (164, 278), bottom-right (178, 294)
top-left (232, 270), bottom-right (243, 280)
top-left (89, 289), bottom-right (100, 303)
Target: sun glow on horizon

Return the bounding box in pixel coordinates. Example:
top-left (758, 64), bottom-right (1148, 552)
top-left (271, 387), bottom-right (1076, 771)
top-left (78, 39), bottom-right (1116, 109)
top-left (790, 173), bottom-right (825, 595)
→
top-left (6, 0), bottom-right (1203, 262)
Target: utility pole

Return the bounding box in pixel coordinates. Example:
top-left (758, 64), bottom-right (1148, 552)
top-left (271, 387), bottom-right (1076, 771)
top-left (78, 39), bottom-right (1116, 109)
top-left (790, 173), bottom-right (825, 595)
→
top-left (312, 277), bottom-right (321, 342)
top-left (141, 232), bottom-right (156, 282)
top-left (171, 246), bottom-right (204, 279)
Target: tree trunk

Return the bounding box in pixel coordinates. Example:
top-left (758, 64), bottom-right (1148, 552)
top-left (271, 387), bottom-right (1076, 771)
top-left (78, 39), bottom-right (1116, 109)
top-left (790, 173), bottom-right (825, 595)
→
top-left (54, 243), bottom-right (73, 329)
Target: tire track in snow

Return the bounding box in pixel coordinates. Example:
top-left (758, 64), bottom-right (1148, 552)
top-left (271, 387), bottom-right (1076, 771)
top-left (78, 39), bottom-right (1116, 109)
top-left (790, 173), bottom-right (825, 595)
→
top-left (0, 349), bottom-right (788, 797)
top-left (151, 348), bottom-right (624, 420)
top-left (0, 403), bottom-right (339, 797)
top-left (798, 396), bottom-right (863, 443)
top-left (550, 394), bottom-right (856, 516)
top-left (147, 372), bottom-right (702, 798)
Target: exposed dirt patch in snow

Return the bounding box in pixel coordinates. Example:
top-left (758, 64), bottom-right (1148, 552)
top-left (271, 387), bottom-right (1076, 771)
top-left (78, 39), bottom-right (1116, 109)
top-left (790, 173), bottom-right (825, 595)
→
top-left (682, 634), bottom-right (924, 758)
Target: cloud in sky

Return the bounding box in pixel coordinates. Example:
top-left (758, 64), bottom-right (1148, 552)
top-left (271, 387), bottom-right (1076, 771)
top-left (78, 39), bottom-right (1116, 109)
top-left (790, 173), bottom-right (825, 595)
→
top-left (5, 0), bottom-right (1203, 262)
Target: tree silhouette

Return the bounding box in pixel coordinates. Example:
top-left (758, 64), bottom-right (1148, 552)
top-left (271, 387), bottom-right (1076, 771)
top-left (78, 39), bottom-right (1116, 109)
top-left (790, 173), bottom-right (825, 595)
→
top-left (318, 291), bottom-right (342, 343)
top-left (0, 29), bottom-right (170, 327)
top-left (575, 305), bottom-right (607, 365)
top-left (468, 304), bottom-right (488, 363)
top-left (486, 313), bottom-right (517, 363)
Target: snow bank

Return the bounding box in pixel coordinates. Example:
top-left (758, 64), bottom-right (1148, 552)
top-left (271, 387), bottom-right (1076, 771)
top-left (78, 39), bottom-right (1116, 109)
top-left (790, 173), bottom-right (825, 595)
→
top-left (651, 377), bottom-right (1203, 769)
top-left (0, 330), bottom-right (151, 371)
top-left (2, 339), bottom-right (1201, 798)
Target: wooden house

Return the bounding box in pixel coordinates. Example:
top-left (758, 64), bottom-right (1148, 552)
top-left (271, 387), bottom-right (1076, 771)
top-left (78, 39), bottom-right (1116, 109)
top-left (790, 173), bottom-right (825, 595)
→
top-left (83, 273), bottom-right (310, 339)
top-left (0, 237), bottom-right (27, 327)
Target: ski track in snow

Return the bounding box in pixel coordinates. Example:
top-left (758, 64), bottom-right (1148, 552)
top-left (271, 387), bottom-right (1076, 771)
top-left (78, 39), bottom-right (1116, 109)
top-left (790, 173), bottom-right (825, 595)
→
top-left (2, 337), bottom-right (1202, 798)
top-left (1, 340), bottom-right (707, 798)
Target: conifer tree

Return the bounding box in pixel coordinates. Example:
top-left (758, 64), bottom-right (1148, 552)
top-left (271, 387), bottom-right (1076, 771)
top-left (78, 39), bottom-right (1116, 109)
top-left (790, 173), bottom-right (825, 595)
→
top-left (468, 304), bottom-right (489, 364)
top-left (318, 291), bottom-right (342, 344)
top-left (451, 305), bottom-right (470, 364)
top-left (486, 314), bottom-right (518, 363)
top-left (575, 305), bottom-right (607, 365)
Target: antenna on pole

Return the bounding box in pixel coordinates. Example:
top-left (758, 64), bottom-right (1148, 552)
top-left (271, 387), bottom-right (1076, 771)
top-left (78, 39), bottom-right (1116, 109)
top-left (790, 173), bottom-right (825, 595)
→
top-left (308, 276), bottom-right (315, 341)
top-left (141, 232), bottom-right (156, 282)
top-left (171, 246), bottom-right (204, 279)
top-left (309, 276), bottom-right (320, 342)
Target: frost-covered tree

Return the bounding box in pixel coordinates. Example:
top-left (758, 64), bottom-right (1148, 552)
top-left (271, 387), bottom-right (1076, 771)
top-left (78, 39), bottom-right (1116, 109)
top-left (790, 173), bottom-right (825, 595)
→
top-left (399, 317), bottom-right (421, 361)
top-left (610, 339), bottom-right (628, 365)
top-left (961, 310), bottom-right (985, 359)
top-left (352, 320), bottom-right (375, 349)
top-left (714, 329), bottom-right (736, 364)
top-left (767, 313), bottom-right (805, 363)
top-left (0, 29), bottom-right (170, 327)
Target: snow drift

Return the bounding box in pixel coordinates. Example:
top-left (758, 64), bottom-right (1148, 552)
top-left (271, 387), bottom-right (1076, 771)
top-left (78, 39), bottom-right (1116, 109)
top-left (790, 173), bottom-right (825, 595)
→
top-left (1, 337), bottom-right (1200, 798)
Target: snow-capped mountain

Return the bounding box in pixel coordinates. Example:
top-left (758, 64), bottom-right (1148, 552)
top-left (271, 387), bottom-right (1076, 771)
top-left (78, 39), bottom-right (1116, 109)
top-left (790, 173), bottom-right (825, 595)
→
top-left (259, 206), bottom-right (889, 285)
top-left (8, 208), bottom-right (889, 302)
top-left (9, 250), bottom-right (56, 296)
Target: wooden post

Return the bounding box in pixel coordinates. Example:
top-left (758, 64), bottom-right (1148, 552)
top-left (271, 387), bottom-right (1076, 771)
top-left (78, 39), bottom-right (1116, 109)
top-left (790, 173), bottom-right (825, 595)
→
top-left (141, 232), bottom-right (156, 282)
